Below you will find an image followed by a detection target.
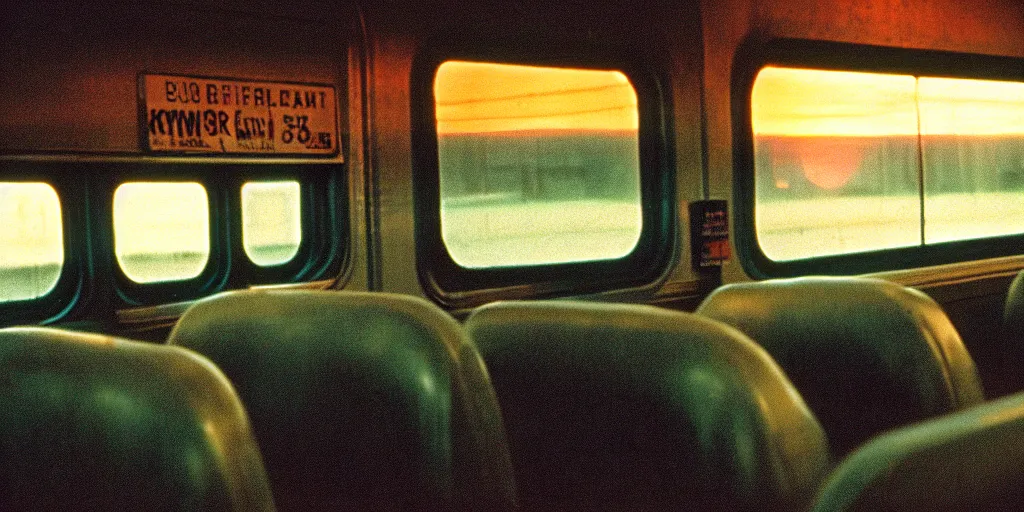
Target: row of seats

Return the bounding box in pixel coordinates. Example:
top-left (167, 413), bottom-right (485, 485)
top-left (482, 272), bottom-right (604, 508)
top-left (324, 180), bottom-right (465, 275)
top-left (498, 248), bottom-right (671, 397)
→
top-left (2, 272), bottom-right (1022, 510)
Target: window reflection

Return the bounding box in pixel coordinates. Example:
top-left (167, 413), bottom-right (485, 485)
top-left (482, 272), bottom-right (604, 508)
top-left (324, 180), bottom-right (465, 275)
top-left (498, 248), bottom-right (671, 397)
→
top-left (752, 67), bottom-right (1024, 262)
top-left (752, 67), bottom-right (920, 260)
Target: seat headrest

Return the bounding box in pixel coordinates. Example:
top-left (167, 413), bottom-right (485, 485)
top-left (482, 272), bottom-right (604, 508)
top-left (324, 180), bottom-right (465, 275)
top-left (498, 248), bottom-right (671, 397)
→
top-left (1004, 271), bottom-right (1024, 385)
top-left (0, 326), bottom-right (274, 511)
top-left (465, 300), bottom-right (829, 511)
top-left (697, 276), bottom-right (983, 456)
top-left (169, 289), bottom-right (516, 511)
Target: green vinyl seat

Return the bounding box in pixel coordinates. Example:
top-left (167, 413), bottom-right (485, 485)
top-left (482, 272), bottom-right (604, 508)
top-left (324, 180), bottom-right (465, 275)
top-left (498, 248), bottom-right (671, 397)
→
top-left (697, 276), bottom-right (984, 457)
top-left (1003, 270), bottom-right (1024, 390)
top-left (464, 300), bottom-right (829, 511)
top-left (812, 391), bottom-right (1024, 511)
top-left (0, 326), bottom-right (274, 511)
top-left (168, 290), bottom-right (516, 511)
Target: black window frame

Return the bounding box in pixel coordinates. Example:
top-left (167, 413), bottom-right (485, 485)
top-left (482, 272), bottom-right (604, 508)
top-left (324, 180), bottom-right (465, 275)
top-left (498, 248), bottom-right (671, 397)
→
top-left (232, 163), bottom-right (343, 286)
top-left (105, 164), bottom-right (229, 305)
top-left (733, 38), bottom-right (1024, 278)
top-left (411, 29), bottom-right (676, 307)
top-left (0, 158), bottom-right (344, 325)
top-left (101, 161), bottom-right (344, 307)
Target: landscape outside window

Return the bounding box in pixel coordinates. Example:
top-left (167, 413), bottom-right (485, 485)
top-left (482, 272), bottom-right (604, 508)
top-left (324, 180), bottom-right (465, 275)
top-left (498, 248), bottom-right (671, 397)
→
top-left (435, 61), bottom-right (643, 268)
top-left (752, 67), bottom-right (1024, 261)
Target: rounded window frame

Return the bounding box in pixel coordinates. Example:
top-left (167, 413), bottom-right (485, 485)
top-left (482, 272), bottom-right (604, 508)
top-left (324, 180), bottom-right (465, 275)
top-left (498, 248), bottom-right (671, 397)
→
top-left (232, 163), bottom-right (344, 287)
top-left (106, 166), bottom-right (227, 306)
top-left (0, 163), bottom-right (85, 325)
top-left (107, 161), bottom-right (344, 307)
top-left (411, 33), bottom-right (676, 308)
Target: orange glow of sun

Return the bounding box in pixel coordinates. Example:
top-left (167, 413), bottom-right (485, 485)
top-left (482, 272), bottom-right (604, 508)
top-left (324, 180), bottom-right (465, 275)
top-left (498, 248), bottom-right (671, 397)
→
top-left (752, 66), bottom-right (1024, 190)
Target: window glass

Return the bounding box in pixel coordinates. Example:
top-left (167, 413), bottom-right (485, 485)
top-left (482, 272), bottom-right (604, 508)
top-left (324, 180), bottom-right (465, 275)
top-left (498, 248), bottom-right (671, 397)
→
top-left (752, 67), bottom-right (921, 261)
top-left (0, 183), bottom-right (63, 301)
top-left (434, 60), bottom-right (642, 268)
top-left (919, 77), bottom-right (1024, 243)
top-left (242, 181), bottom-right (302, 266)
top-left (113, 182), bottom-right (209, 283)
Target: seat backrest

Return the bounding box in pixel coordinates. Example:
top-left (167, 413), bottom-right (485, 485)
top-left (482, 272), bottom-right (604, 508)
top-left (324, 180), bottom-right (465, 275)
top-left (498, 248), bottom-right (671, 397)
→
top-left (0, 326), bottom-right (274, 511)
top-left (812, 390), bottom-right (1024, 511)
top-left (1004, 270), bottom-right (1024, 388)
top-left (464, 300), bottom-right (829, 511)
top-left (168, 290), bottom-right (516, 511)
top-left (697, 276), bottom-right (984, 457)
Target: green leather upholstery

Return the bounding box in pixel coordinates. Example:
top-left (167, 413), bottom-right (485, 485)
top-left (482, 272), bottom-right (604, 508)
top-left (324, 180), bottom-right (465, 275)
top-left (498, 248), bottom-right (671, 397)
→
top-left (812, 391), bottom-right (1024, 511)
top-left (0, 327), bottom-right (274, 511)
top-left (1004, 270), bottom-right (1024, 389)
top-left (464, 300), bottom-right (829, 511)
top-left (168, 290), bottom-right (516, 511)
top-left (697, 277), bottom-right (984, 457)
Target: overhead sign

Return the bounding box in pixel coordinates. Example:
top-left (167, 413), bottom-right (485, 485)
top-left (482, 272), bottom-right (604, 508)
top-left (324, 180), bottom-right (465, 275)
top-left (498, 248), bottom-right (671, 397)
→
top-left (139, 74), bottom-right (338, 156)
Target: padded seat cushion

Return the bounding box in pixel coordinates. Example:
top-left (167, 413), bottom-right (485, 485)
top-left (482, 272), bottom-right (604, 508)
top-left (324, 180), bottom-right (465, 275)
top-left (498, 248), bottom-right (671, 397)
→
top-left (465, 300), bottom-right (829, 511)
top-left (697, 277), bottom-right (984, 456)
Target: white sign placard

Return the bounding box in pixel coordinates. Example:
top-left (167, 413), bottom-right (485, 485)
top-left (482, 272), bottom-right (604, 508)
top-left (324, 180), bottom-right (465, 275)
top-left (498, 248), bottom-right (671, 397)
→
top-left (140, 74), bottom-right (338, 156)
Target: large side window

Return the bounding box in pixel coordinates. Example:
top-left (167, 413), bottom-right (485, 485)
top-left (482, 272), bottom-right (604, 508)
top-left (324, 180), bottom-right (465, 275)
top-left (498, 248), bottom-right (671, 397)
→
top-left (748, 62), bottom-right (1024, 270)
top-left (752, 67), bottom-right (920, 261)
top-left (415, 53), bottom-right (672, 304)
top-left (919, 77), bottom-right (1024, 244)
top-left (434, 61), bottom-right (643, 268)
top-left (0, 183), bottom-right (63, 302)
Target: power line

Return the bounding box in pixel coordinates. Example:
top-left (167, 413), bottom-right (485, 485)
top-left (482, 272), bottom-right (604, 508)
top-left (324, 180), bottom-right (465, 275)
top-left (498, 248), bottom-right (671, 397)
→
top-left (436, 83), bottom-right (633, 107)
top-left (437, 103), bottom-right (636, 125)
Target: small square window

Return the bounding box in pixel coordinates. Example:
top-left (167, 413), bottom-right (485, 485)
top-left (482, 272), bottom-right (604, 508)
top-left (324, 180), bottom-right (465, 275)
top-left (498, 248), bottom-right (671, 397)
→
top-left (242, 181), bottom-right (302, 267)
top-left (113, 182), bottom-right (209, 283)
top-left (0, 183), bottom-right (63, 301)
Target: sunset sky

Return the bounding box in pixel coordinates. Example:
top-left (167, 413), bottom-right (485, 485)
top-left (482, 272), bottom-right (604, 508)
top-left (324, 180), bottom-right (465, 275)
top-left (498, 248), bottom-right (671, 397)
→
top-left (752, 67), bottom-right (919, 136)
top-left (753, 66), bottom-right (1024, 137)
top-left (434, 61), bottom-right (639, 135)
top-left (918, 76), bottom-right (1024, 136)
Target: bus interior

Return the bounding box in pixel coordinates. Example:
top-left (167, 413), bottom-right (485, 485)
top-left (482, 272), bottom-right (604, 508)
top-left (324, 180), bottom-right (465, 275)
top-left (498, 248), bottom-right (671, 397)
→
top-left (1, 0), bottom-right (1023, 509)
